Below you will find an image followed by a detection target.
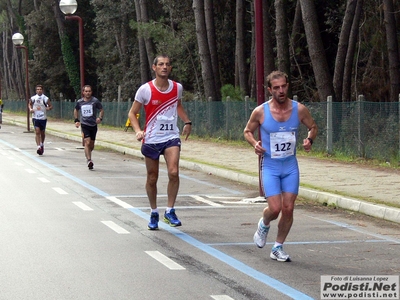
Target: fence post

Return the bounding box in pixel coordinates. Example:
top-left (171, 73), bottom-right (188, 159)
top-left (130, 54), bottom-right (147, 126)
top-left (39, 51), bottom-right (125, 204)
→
top-left (226, 96), bottom-right (230, 138)
top-left (326, 95), bottom-right (333, 154)
top-left (208, 96), bottom-right (212, 134)
top-left (117, 85), bottom-right (122, 127)
top-left (194, 95), bottom-right (198, 136)
top-left (357, 94), bottom-right (365, 157)
top-left (244, 96), bottom-right (249, 121)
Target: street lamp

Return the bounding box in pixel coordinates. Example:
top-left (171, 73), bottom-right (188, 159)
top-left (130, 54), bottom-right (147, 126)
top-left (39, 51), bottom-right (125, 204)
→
top-left (59, 0), bottom-right (85, 91)
top-left (12, 32), bottom-right (31, 132)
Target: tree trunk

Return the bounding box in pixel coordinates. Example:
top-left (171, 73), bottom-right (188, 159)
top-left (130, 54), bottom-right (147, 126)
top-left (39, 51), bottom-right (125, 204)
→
top-left (291, 0), bottom-right (303, 47)
top-left (263, 0), bottom-right (276, 99)
top-left (342, 0), bottom-right (363, 102)
top-left (235, 0), bottom-right (248, 95)
top-left (192, 0), bottom-right (218, 101)
top-left (383, 0), bottom-right (400, 102)
top-left (274, 0), bottom-right (291, 80)
top-left (116, 1), bottom-right (130, 73)
top-left (299, 0), bottom-right (334, 101)
top-left (205, 0), bottom-right (222, 99)
top-left (134, 0), bottom-right (151, 83)
top-left (333, 0), bottom-right (358, 102)
top-left (138, 0), bottom-right (156, 71)
top-left (8, 0), bottom-right (25, 99)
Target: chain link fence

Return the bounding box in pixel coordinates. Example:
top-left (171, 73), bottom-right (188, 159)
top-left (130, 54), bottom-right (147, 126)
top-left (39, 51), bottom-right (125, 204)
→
top-left (4, 97), bottom-right (400, 162)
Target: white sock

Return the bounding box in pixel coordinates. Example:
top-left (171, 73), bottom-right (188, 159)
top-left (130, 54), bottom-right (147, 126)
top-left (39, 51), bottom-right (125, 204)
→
top-left (165, 207), bottom-right (173, 213)
top-left (260, 218), bottom-right (270, 228)
top-left (274, 242), bottom-right (283, 248)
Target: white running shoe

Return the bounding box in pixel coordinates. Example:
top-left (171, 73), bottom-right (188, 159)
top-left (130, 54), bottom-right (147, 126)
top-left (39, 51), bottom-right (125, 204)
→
top-left (270, 246), bottom-right (291, 262)
top-left (253, 218), bottom-right (270, 248)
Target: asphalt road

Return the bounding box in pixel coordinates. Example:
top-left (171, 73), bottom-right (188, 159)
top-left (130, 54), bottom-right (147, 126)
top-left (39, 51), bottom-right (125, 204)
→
top-left (1, 124), bottom-right (399, 300)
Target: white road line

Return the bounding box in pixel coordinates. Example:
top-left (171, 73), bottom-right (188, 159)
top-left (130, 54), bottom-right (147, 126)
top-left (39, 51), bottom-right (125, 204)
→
top-left (145, 251), bottom-right (185, 270)
top-left (54, 147), bottom-right (64, 151)
top-left (101, 221), bottom-right (130, 234)
top-left (73, 201), bottom-right (93, 211)
top-left (37, 177), bottom-right (50, 183)
top-left (15, 162), bottom-right (23, 166)
top-left (52, 187), bottom-right (68, 194)
top-left (25, 169), bottom-right (35, 173)
top-left (220, 201), bottom-right (252, 204)
top-left (190, 195), bottom-right (223, 207)
top-left (207, 196), bottom-right (244, 200)
top-left (106, 196), bottom-right (133, 208)
top-left (211, 296), bottom-right (235, 300)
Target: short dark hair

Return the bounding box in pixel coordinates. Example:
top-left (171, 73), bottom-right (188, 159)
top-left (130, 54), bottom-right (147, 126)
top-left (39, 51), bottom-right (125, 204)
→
top-left (36, 84), bottom-right (43, 89)
top-left (153, 54), bottom-right (171, 66)
top-left (266, 71), bottom-right (288, 88)
top-left (82, 85), bottom-right (92, 91)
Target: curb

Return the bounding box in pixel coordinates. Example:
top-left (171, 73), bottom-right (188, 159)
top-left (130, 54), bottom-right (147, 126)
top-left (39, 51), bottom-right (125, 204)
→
top-left (5, 118), bottom-right (400, 224)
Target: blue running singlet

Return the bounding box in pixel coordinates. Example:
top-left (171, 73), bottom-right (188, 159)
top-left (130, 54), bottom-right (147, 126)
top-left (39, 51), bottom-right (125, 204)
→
top-left (260, 100), bottom-right (300, 197)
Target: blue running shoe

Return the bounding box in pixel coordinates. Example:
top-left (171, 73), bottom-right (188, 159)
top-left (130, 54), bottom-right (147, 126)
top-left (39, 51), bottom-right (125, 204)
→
top-left (164, 208), bottom-right (182, 227)
top-left (148, 212), bottom-right (159, 230)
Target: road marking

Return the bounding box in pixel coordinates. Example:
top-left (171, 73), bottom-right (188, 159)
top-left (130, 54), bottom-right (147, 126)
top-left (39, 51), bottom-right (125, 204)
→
top-left (208, 196), bottom-right (244, 200)
top-left (207, 239), bottom-right (389, 246)
top-left (73, 201), bottom-right (93, 211)
top-left (0, 139), bottom-right (311, 299)
top-left (307, 215), bottom-right (400, 244)
top-left (211, 296), bottom-right (235, 300)
top-left (190, 195), bottom-right (223, 207)
top-left (38, 177), bottom-right (50, 183)
top-left (106, 196), bottom-right (133, 208)
top-left (15, 162), bottom-right (23, 166)
top-left (101, 221), bottom-right (130, 234)
top-left (131, 208), bottom-right (313, 300)
top-left (53, 187), bottom-right (68, 194)
top-left (55, 147), bottom-right (64, 151)
top-left (25, 169), bottom-right (35, 173)
top-left (145, 251), bottom-right (185, 270)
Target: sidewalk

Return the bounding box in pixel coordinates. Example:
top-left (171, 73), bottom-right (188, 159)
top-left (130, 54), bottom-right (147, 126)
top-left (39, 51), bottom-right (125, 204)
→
top-left (3, 113), bottom-right (400, 224)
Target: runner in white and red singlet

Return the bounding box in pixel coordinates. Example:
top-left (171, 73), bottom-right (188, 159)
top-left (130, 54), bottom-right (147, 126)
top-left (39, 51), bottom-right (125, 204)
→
top-left (128, 54), bottom-right (192, 230)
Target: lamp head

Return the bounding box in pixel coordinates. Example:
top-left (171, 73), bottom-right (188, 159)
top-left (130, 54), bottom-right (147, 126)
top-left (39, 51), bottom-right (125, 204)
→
top-left (59, 0), bottom-right (78, 15)
top-left (12, 33), bottom-right (24, 46)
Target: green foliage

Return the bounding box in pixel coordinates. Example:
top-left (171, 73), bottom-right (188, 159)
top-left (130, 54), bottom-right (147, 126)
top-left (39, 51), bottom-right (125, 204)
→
top-left (91, 0), bottom-right (139, 101)
top-left (129, 16), bottom-right (199, 92)
top-left (61, 36), bottom-right (80, 98)
top-left (221, 84), bottom-right (244, 101)
top-left (1, 0), bottom-right (400, 103)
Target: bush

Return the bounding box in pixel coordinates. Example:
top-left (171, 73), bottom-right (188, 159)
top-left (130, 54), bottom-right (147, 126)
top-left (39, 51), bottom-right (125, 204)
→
top-left (221, 84), bottom-right (244, 101)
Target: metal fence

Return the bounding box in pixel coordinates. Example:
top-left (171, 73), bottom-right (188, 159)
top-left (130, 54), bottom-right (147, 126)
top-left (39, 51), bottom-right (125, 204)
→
top-left (4, 97), bottom-right (400, 162)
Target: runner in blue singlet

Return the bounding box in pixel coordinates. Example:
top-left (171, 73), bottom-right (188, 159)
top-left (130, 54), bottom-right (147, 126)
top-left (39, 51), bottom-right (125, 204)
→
top-left (244, 71), bottom-right (318, 262)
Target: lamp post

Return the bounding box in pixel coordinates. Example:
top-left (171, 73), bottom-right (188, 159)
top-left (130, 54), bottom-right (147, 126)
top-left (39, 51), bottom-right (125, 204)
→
top-left (59, 0), bottom-right (85, 91)
top-left (12, 32), bottom-right (31, 132)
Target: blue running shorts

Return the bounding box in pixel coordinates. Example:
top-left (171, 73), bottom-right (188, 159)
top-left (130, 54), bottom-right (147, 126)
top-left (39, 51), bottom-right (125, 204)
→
top-left (33, 119), bottom-right (47, 131)
top-left (260, 155), bottom-right (299, 197)
top-left (141, 138), bottom-right (181, 160)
